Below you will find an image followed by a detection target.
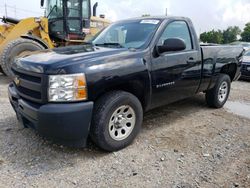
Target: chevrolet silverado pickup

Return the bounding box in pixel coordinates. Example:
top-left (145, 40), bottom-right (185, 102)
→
top-left (8, 16), bottom-right (243, 151)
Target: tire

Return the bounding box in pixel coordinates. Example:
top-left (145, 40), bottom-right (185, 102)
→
top-left (206, 74), bottom-right (231, 108)
top-left (90, 91), bottom-right (143, 152)
top-left (0, 38), bottom-right (44, 77)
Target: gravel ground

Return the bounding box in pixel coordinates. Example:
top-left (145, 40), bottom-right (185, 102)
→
top-left (0, 73), bottom-right (249, 188)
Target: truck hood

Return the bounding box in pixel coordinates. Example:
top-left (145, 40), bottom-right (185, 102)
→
top-left (12, 44), bottom-right (134, 74)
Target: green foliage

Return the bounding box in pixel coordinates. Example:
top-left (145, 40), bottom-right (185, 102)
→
top-left (200, 30), bottom-right (223, 44)
top-left (200, 26), bottom-right (241, 44)
top-left (241, 23), bottom-right (250, 42)
top-left (223, 26), bottom-right (241, 44)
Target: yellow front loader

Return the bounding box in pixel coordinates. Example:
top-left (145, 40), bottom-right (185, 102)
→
top-left (0, 0), bottom-right (110, 77)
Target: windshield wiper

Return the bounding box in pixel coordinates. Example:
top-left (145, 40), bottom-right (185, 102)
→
top-left (94, 43), bottom-right (124, 48)
top-left (47, 5), bottom-right (57, 18)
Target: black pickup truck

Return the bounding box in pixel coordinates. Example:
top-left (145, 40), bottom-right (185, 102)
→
top-left (8, 17), bottom-right (243, 151)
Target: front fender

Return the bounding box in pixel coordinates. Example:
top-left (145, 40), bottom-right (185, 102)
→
top-left (86, 55), bottom-right (151, 110)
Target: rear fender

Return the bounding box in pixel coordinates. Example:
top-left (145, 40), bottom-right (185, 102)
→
top-left (208, 62), bottom-right (239, 90)
top-left (219, 63), bottom-right (239, 81)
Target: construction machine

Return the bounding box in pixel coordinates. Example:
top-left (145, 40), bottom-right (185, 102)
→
top-left (0, 0), bottom-right (110, 77)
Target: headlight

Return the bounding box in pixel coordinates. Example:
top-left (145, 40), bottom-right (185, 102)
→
top-left (48, 73), bottom-right (87, 102)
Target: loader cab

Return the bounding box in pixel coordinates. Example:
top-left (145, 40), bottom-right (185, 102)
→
top-left (42, 0), bottom-right (91, 43)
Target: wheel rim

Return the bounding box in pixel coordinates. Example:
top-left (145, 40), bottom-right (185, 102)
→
top-left (218, 81), bottom-right (228, 103)
top-left (108, 105), bottom-right (136, 141)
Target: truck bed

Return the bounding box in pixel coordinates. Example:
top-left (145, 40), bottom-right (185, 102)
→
top-left (199, 45), bottom-right (243, 92)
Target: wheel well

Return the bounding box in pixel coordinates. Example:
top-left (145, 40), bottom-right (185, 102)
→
top-left (220, 63), bottom-right (237, 81)
top-left (96, 82), bottom-right (148, 111)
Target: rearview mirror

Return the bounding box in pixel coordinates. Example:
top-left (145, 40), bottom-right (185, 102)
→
top-left (41, 0), bottom-right (44, 7)
top-left (158, 38), bottom-right (186, 53)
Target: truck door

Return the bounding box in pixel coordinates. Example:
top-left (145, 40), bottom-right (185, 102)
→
top-left (151, 20), bottom-right (202, 108)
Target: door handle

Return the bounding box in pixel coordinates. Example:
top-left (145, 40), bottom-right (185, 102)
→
top-left (187, 57), bottom-right (196, 64)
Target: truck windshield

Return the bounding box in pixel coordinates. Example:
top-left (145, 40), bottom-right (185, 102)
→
top-left (92, 20), bottom-right (161, 49)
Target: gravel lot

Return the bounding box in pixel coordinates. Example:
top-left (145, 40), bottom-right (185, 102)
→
top-left (0, 73), bottom-right (249, 188)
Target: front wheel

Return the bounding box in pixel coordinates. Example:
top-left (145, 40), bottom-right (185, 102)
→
top-left (90, 91), bottom-right (143, 152)
top-left (205, 74), bottom-right (231, 108)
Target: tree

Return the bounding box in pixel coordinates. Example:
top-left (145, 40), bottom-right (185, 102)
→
top-left (200, 32), bottom-right (209, 43)
top-left (223, 26), bottom-right (241, 44)
top-left (241, 23), bottom-right (250, 42)
top-left (200, 30), bottom-right (223, 44)
top-left (200, 26), bottom-right (242, 44)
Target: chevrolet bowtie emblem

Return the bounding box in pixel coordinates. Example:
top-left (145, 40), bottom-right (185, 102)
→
top-left (14, 77), bottom-right (20, 86)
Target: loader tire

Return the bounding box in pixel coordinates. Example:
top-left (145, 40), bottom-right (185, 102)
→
top-left (0, 38), bottom-right (44, 77)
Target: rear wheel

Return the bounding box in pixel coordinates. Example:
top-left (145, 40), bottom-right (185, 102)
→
top-left (0, 38), bottom-right (45, 77)
top-left (90, 91), bottom-right (143, 151)
top-left (206, 74), bottom-right (231, 108)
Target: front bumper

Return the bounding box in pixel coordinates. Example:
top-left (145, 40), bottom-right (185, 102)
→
top-left (8, 83), bottom-right (94, 147)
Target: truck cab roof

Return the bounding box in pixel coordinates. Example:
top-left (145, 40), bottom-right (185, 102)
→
top-left (116, 16), bottom-right (192, 23)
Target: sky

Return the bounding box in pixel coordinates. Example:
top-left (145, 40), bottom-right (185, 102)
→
top-left (0, 0), bottom-right (250, 34)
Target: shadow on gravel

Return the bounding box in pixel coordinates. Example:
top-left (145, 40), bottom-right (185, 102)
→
top-left (0, 74), bottom-right (11, 84)
top-left (143, 94), bottom-right (207, 130)
top-left (238, 79), bottom-right (250, 83)
top-left (0, 93), bottom-right (209, 174)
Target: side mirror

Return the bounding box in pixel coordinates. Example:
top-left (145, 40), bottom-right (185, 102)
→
top-left (41, 0), bottom-right (44, 7)
top-left (158, 38), bottom-right (186, 54)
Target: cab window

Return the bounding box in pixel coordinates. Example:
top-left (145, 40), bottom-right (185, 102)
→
top-left (158, 21), bottom-right (193, 51)
top-left (46, 0), bottom-right (63, 19)
top-left (67, 0), bottom-right (80, 17)
top-left (82, 0), bottom-right (90, 19)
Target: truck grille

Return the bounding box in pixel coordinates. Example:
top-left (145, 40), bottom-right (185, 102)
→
top-left (12, 68), bottom-right (47, 103)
